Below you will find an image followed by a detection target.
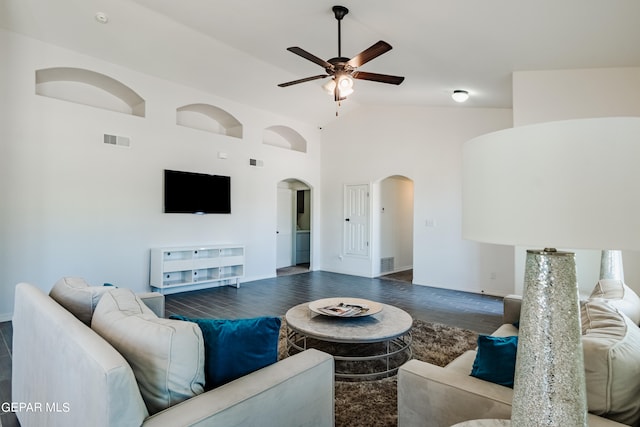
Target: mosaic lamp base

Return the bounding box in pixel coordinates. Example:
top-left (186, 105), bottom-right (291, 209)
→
top-left (511, 249), bottom-right (587, 427)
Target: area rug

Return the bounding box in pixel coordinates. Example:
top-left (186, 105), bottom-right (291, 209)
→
top-left (278, 319), bottom-right (479, 427)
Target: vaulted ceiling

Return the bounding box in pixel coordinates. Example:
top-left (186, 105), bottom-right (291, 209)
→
top-left (2, 0), bottom-right (640, 126)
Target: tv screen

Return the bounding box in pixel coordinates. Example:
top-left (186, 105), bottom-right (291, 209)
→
top-left (164, 169), bottom-right (231, 214)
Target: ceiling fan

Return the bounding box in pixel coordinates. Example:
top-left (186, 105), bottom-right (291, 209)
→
top-left (278, 5), bottom-right (405, 104)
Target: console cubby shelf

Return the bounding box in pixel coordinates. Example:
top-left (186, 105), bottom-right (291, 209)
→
top-left (150, 245), bottom-right (244, 294)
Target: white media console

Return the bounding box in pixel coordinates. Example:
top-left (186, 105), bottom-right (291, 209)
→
top-left (150, 244), bottom-right (245, 294)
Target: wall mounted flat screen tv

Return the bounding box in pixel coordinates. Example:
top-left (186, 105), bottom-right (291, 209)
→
top-left (164, 169), bottom-right (231, 214)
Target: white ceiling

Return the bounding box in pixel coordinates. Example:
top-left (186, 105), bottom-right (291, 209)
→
top-left (2, 0), bottom-right (640, 126)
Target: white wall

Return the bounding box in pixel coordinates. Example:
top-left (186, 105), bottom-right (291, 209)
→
top-left (513, 68), bottom-right (640, 127)
top-left (319, 105), bottom-right (514, 295)
top-left (0, 29), bottom-right (322, 320)
top-left (512, 67), bottom-right (640, 296)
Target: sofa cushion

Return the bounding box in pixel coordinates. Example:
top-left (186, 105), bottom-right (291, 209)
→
top-left (590, 279), bottom-right (640, 325)
top-left (49, 276), bottom-right (111, 325)
top-left (171, 315), bottom-right (281, 389)
top-left (581, 299), bottom-right (640, 425)
top-left (470, 335), bottom-right (518, 388)
top-left (92, 289), bottom-right (205, 415)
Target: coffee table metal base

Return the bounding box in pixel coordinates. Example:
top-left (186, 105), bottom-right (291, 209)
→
top-left (287, 328), bottom-right (412, 380)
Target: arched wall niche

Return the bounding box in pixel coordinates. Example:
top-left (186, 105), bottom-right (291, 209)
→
top-left (35, 67), bottom-right (145, 117)
top-left (176, 103), bottom-right (243, 138)
top-left (263, 125), bottom-right (307, 153)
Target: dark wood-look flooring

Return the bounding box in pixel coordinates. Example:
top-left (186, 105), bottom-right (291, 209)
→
top-left (1, 321), bottom-right (16, 427)
top-left (165, 271), bottom-right (504, 333)
top-left (0, 270), bottom-right (504, 426)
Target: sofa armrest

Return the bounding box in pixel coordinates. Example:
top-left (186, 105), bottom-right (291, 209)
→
top-left (137, 292), bottom-right (165, 318)
top-left (397, 359), bottom-right (629, 427)
top-left (142, 349), bottom-right (334, 427)
top-left (398, 359), bottom-right (513, 427)
top-left (503, 294), bottom-right (522, 325)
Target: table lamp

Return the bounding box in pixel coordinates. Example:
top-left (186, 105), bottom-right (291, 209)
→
top-left (600, 249), bottom-right (624, 280)
top-left (462, 117), bottom-right (640, 426)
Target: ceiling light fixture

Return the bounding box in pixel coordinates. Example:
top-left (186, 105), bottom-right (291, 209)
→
top-left (452, 90), bottom-right (469, 103)
top-left (95, 12), bottom-right (109, 24)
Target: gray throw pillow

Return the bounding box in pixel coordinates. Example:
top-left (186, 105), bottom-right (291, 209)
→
top-left (590, 279), bottom-right (640, 325)
top-left (49, 276), bottom-right (111, 325)
top-left (91, 289), bottom-right (205, 415)
top-left (581, 299), bottom-right (640, 425)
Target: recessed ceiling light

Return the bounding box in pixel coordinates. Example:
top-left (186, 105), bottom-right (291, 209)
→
top-left (452, 90), bottom-right (469, 103)
top-left (95, 12), bottom-right (109, 24)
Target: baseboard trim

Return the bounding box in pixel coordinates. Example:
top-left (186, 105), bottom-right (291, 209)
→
top-left (0, 312), bottom-right (13, 322)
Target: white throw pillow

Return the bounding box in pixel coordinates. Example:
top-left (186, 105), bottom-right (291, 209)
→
top-left (49, 276), bottom-right (111, 325)
top-left (590, 279), bottom-right (640, 325)
top-left (581, 299), bottom-right (640, 426)
top-left (91, 289), bottom-right (205, 415)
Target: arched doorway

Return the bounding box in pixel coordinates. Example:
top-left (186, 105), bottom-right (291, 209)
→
top-left (376, 175), bottom-right (414, 282)
top-left (276, 179), bottom-right (312, 276)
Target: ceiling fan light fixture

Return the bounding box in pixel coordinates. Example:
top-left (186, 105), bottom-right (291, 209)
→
top-left (337, 74), bottom-right (354, 98)
top-left (323, 79), bottom-right (336, 95)
top-left (339, 86), bottom-right (354, 98)
top-left (338, 75), bottom-right (353, 89)
top-left (278, 5), bottom-right (404, 109)
top-left (452, 90), bottom-right (469, 103)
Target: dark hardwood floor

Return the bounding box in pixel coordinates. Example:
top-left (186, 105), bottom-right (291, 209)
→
top-left (0, 270), bottom-right (504, 426)
top-left (1, 321), bottom-right (15, 427)
top-left (165, 271), bottom-right (504, 333)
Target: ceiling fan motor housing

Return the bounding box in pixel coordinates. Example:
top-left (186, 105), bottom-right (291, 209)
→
top-left (333, 5), bottom-right (349, 20)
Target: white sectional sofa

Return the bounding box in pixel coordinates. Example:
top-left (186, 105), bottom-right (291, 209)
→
top-left (398, 279), bottom-right (640, 427)
top-left (12, 280), bottom-right (335, 427)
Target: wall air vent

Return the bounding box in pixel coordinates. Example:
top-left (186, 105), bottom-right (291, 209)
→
top-left (104, 134), bottom-right (130, 147)
top-left (380, 257), bottom-right (395, 273)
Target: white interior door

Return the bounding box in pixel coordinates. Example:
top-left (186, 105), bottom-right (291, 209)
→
top-left (344, 184), bottom-right (370, 257)
top-left (276, 188), bottom-right (294, 268)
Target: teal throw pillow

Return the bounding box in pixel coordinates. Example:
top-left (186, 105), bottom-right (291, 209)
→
top-left (470, 335), bottom-right (518, 388)
top-left (171, 315), bottom-right (281, 389)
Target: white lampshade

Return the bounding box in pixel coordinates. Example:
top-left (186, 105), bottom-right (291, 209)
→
top-left (463, 117), bottom-right (640, 251)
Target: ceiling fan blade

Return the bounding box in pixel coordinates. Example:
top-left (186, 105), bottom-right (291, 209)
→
top-left (352, 71), bottom-right (405, 85)
top-left (287, 47), bottom-right (333, 69)
top-left (347, 41), bottom-right (392, 68)
top-left (278, 74), bottom-right (329, 88)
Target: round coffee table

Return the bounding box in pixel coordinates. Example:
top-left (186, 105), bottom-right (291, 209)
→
top-left (285, 298), bottom-right (413, 380)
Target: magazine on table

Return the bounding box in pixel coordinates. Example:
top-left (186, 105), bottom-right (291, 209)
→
top-left (318, 302), bottom-right (370, 317)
